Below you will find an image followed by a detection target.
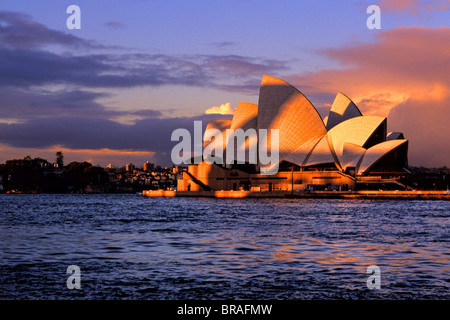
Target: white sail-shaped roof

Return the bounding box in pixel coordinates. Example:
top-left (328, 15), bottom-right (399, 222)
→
top-left (357, 139), bottom-right (408, 175)
top-left (203, 119), bottom-right (232, 159)
top-left (303, 135), bottom-right (336, 166)
top-left (230, 102), bottom-right (258, 131)
top-left (199, 75), bottom-right (408, 177)
top-left (386, 132), bottom-right (405, 140)
top-left (341, 142), bottom-right (366, 171)
top-left (327, 116), bottom-right (386, 168)
top-left (257, 75), bottom-right (327, 169)
top-left (225, 102), bottom-right (258, 167)
top-left (283, 136), bottom-right (322, 167)
top-left (326, 92), bottom-right (362, 131)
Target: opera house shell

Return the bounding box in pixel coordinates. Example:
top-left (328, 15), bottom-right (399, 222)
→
top-left (178, 75), bottom-right (409, 192)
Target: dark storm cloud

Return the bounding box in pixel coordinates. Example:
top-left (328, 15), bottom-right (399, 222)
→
top-left (0, 11), bottom-right (99, 49)
top-left (0, 10), bottom-right (281, 165)
top-left (0, 114), bottom-right (231, 152)
top-left (0, 47), bottom-right (111, 87)
top-left (0, 45), bottom-right (287, 90)
top-left (0, 88), bottom-right (111, 119)
top-left (0, 87), bottom-right (163, 120)
top-left (0, 11), bottom-right (288, 92)
top-left (0, 47), bottom-right (158, 88)
top-left (131, 109), bottom-right (164, 117)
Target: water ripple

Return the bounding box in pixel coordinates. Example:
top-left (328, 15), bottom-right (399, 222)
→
top-left (0, 194), bottom-right (449, 299)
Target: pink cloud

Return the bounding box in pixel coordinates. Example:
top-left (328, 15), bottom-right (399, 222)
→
top-left (378, 0), bottom-right (450, 15)
top-left (378, 0), bottom-right (421, 14)
top-left (287, 26), bottom-right (450, 103)
top-left (285, 26), bottom-right (450, 167)
top-left (388, 97), bottom-right (450, 167)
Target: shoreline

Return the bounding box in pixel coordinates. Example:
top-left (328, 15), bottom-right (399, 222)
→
top-left (2, 190), bottom-right (449, 200)
top-left (143, 189), bottom-right (450, 200)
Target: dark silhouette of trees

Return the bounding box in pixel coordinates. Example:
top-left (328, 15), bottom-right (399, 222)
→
top-left (0, 156), bottom-right (52, 192)
top-left (56, 151), bottom-right (64, 168)
top-left (0, 157), bottom-right (109, 193)
top-left (63, 161), bottom-right (108, 192)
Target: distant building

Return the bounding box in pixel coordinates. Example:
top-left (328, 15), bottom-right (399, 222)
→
top-left (106, 164), bottom-right (115, 169)
top-left (173, 166), bottom-right (183, 174)
top-left (144, 161), bottom-right (154, 172)
top-left (178, 75), bottom-right (409, 192)
top-left (126, 163), bottom-right (135, 172)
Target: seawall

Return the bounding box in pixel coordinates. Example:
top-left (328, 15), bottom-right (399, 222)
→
top-left (143, 190), bottom-right (450, 200)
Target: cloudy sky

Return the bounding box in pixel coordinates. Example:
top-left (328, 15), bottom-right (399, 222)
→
top-left (0, 0), bottom-right (449, 167)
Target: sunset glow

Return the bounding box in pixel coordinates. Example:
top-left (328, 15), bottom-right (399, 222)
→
top-left (0, 1), bottom-right (448, 168)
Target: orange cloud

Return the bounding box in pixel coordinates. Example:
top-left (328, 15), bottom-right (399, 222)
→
top-left (290, 27), bottom-right (450, 100)
top-left (285, 26), bottom-right (450, 166)
top-left (205, 102), bottom-right (235, 115)
top-left (55, 147), bottom-right (155, 157)
top-left (0, 144), bottom-right (156, 167)
top-left (378, 0), bottom-right (421, 14)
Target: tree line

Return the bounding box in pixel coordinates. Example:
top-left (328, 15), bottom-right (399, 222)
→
top-left (0, 152), bottom-right (108, 193)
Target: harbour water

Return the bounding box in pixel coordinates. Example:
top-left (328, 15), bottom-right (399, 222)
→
top-left (0, 194), bottom-right (448, 299)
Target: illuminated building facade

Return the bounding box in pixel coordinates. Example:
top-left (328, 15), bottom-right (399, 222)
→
top-left (177, 75), bottom-right (408, 192)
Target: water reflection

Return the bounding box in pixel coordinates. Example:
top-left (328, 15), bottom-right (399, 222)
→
top-left (0, 194), bottom-right (448, 299)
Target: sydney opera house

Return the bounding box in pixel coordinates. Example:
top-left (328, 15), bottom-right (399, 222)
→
top-left (177, 75), bottom-right (409, 192)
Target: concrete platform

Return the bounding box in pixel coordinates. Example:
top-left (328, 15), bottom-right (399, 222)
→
top-left (143, 190), bottom-right (450, 200)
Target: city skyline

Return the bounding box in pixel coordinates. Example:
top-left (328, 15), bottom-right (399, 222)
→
top-left (0, 0), bottom-right (449, 168)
